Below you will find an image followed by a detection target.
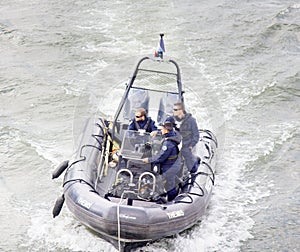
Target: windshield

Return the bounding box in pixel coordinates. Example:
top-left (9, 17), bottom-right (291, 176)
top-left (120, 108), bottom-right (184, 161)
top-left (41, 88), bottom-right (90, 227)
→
top-left (120, 130), bottom-right (163, 160)
top-left (119, 87), bottom-right (180, 125)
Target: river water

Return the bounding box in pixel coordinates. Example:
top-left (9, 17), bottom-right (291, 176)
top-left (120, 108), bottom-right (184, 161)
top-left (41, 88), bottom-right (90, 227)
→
top-left (0, 1), bottom-right (299, 251)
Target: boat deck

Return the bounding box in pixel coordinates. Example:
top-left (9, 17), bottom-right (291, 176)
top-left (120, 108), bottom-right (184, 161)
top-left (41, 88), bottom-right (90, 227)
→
top-left (96, 164), bottom-right (118, 197)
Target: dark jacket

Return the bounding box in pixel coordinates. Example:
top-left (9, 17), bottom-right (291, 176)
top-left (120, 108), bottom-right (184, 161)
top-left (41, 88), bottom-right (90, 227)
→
top-left (148, 131), bottom-right (181, 173)
top-left (175, 113), bottom-right (199, 148)
top-left (128, 117), bottom-right (157, 133)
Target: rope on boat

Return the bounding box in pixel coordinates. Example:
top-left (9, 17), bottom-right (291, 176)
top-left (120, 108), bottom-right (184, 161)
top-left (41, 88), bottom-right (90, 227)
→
top-left (117, 192), bottom-right (127, 252)
top-left (94, 119), bottom-right (108, 187)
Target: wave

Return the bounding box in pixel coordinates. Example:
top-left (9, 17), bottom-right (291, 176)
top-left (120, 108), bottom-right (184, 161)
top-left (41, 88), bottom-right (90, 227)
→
top-left (21, 203), bottom-right (116, 252)
top-left (275, 4), bottom-right (300, 20)
top-left (0, 124), bottom-right (72, 169)
top-left (248, 121), bottom-right (299, 166)
top-left (234, 4), bottom-right (300, 57)
top-left (257, 4), bottom-right (300, 54)
top-left (0, 83), bottom-right (18, 95)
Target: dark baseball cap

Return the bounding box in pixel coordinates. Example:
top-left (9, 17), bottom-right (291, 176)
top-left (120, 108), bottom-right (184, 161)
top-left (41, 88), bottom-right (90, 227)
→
top-left (161, 121), bottom-right (173, 131)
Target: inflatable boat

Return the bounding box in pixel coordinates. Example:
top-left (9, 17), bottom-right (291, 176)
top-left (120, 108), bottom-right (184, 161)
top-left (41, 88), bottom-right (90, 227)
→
top-left (52, 36), bottom-right (217, 252)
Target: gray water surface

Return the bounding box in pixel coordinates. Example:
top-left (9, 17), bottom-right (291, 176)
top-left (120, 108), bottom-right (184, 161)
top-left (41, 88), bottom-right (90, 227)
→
top-left (0, 1), bottom-right (299, 251)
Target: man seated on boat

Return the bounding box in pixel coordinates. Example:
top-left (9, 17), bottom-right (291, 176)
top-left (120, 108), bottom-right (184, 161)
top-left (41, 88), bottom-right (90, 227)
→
top-left (173, 102), bottom-right (200, 173)
top-left (128, 107), bottom-right (157, 133)
top-left (142, 119), bottom-right (182, 202)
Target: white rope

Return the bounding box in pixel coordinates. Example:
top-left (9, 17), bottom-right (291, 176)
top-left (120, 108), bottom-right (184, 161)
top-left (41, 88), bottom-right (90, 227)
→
top-left (117, 192), bottom-right (127, 252)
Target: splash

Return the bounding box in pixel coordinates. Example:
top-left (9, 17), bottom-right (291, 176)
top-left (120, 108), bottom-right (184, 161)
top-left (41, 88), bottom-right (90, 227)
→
top-left (23, 206), bottom-right (116, 252)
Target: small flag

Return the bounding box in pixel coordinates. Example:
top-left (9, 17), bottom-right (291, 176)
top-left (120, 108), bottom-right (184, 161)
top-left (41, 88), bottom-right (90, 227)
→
top-left (155, 34), bottom-right (165, 58)
top-left (159, 34), bottom-right (165, 52)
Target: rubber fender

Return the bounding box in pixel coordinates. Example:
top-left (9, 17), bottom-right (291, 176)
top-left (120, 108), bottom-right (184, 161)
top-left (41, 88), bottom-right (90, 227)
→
top-left (52, 194), bottom-right (65, 218)
top-left (52, 160), bottom-right (69, 179)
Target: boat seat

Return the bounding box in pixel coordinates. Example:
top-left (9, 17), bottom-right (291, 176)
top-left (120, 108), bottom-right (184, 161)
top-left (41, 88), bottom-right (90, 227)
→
top-left (156, 93), bottom-right (181, 124)
top-left (157, 98), bottom-right (166, 124)
top-left (122, 88), bottom-right (149, 120)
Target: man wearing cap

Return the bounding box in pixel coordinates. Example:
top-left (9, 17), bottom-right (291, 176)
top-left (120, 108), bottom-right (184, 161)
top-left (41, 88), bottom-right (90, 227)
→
top-left (142, 120), bottom-right (182, 201)
top-left (128, 108), bottom-right (157, 133)
top-left (173, 102), bottom-right (200, 173)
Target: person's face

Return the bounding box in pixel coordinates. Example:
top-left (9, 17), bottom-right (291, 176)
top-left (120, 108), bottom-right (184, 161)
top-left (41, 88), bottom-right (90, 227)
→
top-left (173, 106), bottom-right (183, 117)
top-left (135, 113), bottom-right (145, 121)
top-left (161, 126), bottom-right (168, 135)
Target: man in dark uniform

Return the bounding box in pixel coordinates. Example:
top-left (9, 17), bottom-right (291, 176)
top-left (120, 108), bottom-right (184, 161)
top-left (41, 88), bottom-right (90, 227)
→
top-left (128, 108), bottom-right (157, 133)
top-left (173, 102), bottom-right (199, 173)
top-left (142, 120), bottom-right (182, 201)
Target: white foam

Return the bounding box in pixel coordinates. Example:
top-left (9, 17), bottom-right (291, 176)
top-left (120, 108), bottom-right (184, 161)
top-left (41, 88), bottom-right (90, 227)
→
top-left (7, 125), bottom-right (73, 170)
top-left (246, 120), bottom-right (298, 159)
top-left (25, 134), bottom-right (73, 168)
top-left (62, 82), bottom-right (85, 97)
top-left (23, 205), bottom-right (116, 252)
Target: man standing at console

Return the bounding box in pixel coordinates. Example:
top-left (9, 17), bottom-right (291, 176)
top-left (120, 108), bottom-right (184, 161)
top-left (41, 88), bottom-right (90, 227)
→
top-left (142, 120), bottom-right (181, 201)
top-left (173, 102), bottom-right (199, 173)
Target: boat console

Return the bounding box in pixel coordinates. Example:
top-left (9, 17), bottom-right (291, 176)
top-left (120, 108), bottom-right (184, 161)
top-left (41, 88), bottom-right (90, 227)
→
top-left (109, 130), bottom-right (165, 202)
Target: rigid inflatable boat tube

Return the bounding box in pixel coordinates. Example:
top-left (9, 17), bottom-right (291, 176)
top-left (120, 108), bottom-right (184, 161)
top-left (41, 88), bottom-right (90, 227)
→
top-left (52, 160), bottom-right (69, 179)
top-left (52, 194), bottom-right (65, 218)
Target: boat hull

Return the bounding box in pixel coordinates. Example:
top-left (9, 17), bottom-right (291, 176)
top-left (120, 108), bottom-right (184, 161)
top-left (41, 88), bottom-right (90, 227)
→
top-left (61, 116), bottom-right (217, 250)
top-left (55, 55), bottom-right (218, 251)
